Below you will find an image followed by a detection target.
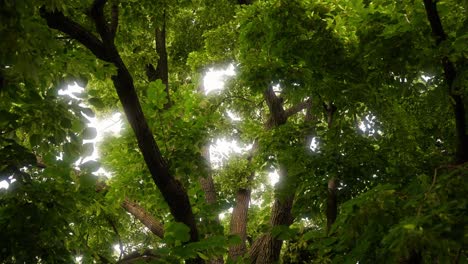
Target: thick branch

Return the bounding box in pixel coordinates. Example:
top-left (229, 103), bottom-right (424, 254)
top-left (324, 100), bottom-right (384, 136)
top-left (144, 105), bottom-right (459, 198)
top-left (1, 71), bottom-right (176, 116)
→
top-left (284, 98), bottom-right (312, 118)
top-left (326, 178), bottom-right (337, 234)
top-left (423, 0), bottom-right (468, 163)
top-left (90, 0), bottom-right (113, 44)
top-left (323, 102), bottom-right (337, 128)
top-left (121, 198), bottom-right (165, 238)
top-left (110, 3), bottom-right (119, 39)
top-left (264, 87), bottom-right (287, 128)
top-left (40, 8), bottom-right (110, 61)
top-left (117, 249), bottom-right (161, 264)
top-left (42, 7), bottom-right (200, 247)
top-left (154, 12), bottom-right (171, 107)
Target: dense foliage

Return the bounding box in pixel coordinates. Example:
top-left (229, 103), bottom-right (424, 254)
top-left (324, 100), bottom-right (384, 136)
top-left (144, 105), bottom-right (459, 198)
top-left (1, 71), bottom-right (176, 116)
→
top-left (1, 0), bottom-right (466, 263)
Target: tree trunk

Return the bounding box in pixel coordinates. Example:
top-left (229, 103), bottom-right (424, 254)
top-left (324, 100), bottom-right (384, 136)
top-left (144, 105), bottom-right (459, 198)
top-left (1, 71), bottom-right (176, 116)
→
top-left (228, 142), bottom-right (258, 261)
top-left (249, 194), bottom-right (294, 263)
top-left (199, 146), bottom-right (224, 264)
top-left (324, 103), bottom-right (338, 234)
top-left (249, 167), bottom-right (295, 264)
top-left (248, 88), bottom-right (313, 263)
top-left (326, 178), bottom-right (337, 234)
top-left (199, 146), bottom-right (219, 209)
top-left (229, 188), bottom-right (252, 260)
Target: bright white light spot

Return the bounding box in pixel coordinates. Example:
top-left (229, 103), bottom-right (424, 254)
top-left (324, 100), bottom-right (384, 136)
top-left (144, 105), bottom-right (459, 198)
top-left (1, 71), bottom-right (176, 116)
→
top-left (218, 207), bottom-right (234, 220)
top-left (113, 244), bottom-right (123, 256)
top-left (268, 170), bottom-right (279, 186)
top-left (75, 255), bottom-right (82, 264)
top-left (59, 83), bottom-right (123, 177)
top-left (219, 213), bottom-right (225, 220)
top-left (80, 113), bottom-right (122, 165)
top-left (359, 122), bottom-right (367, 132)
top-left (226, 110), bottom-right (241, 121)
top-left (272, 84), bottom-right (282, 94)
top-left (209, 138), bottom-right (252, 168)
top-left (58, 82), bottom-right (84, 99)
top-left (310, 137), bottom-right (318, 151)
top-left (203, 64), bottom-right (235, 95)
top-left (0, 180), bottom-right (9, 189)
top-left (359, 114), bottom-right (377, 135)
top-left (422, 75), bottom-right (432, 82)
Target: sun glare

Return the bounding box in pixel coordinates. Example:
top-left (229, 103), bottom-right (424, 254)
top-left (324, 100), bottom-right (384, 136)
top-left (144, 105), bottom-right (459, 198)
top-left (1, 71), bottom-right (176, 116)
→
top-left (203, 64), bottom-right (235, 95)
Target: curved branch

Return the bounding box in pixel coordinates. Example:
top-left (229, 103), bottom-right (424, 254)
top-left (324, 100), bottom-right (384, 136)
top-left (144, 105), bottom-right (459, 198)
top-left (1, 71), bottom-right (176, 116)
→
top-left (40, 7), bottom-right (110, 61)
top-left (41, 6), bottom-right (200, 248)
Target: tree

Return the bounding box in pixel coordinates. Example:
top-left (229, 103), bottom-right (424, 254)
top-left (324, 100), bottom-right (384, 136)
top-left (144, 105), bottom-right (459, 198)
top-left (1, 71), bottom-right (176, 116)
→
top-left (1, 0), bottom-right (466, 263)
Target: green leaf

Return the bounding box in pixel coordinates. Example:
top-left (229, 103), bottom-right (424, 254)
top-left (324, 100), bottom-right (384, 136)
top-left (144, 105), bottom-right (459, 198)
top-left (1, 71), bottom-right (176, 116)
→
top-left (164, 222), bottom-right (191, 244)
top-left (79, 160), bottom-right (100, 172)
top-left (147, 80), bottom-right (168, 109)
top-left (197, 252), bottom-right (209, 260)
top-left (82, 127), bottom-right (97, 139)
top-left (81, 143), bottom-right (94, 157)
top-left (29, 134), bottom-right (41, 147)
top-left (60, 118), bottom-right (72, 129)
top-left (88, 98), bottom-right (105, 109)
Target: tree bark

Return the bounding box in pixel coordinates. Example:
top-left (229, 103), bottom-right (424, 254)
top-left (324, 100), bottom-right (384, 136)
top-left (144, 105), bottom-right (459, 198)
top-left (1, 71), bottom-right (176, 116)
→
top-left (121, 198), bottom-right (165, 239)
top-left (40, 3), bottom-right (200, 251)
top-left (249, 88), bottom-right (310, 263)
top-left (146, 11), bottom-right (171, 108)
top-left (324, 103), bottom-right (338, 234)
top-left (229, 187), bottom-right (252, 260)
top-left (249, 166), bottom-right (294, 264)
top-left (423, 0), bottom-right (468, 164)
top-left (199, 146), bottom-right (219, 209)
top-left (199, 146), bottom-right (224, 264)
top-left (326, 178), bottom-right (337, 233)
top-left (228, 142), bottom-right (258, 261)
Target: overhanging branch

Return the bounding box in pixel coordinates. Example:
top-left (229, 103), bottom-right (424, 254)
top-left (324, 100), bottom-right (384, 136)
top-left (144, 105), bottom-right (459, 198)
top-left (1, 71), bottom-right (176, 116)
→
top-left (121, 198), bottom-right (165, 238)
top-left (40, 7), bottom-right (110, 61)
top-left (41, 4), bottom-right (200, 248)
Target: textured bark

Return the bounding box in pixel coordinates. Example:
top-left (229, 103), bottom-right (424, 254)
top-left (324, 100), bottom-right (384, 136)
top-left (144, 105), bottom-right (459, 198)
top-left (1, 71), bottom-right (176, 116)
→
top-left (326, 178), bottom-right (338, 233)
top-left (324, 103), bottom-right (338, 234)
top-left (199, 146), bottom-right (219, 207)
top-left (40, 3), bottom-right (200, 253)
top-left (199, 146), bottom-right (224, 264)
top-left (249, 88), bottom-right (303, 263)
top-left (249, 168), bottom-right (295, 263)
top-left (121, 198), bottom-right (165, 238)
top-left (229, 188), bottom-right (252, 260)
top-left (228, 143), bottom-right (258, 261)
top-left (423, 0), bottom-right (468, 164)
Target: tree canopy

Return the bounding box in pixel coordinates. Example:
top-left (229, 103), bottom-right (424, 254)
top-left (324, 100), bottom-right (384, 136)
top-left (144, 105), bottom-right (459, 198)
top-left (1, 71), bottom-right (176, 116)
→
top-left (1, 0), bottom-right (467, 263)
